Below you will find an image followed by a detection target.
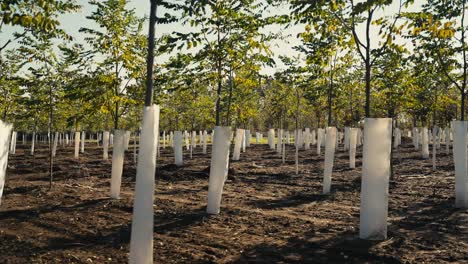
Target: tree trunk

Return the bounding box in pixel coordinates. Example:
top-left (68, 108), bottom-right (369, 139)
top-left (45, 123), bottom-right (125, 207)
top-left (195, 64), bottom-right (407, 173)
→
top-left (144, 0), bottom-right (158, 107)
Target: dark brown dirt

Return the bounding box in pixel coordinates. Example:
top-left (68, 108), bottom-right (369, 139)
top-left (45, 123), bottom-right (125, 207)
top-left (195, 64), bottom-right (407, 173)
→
top-left (1, 139), bottom-right (467, 263)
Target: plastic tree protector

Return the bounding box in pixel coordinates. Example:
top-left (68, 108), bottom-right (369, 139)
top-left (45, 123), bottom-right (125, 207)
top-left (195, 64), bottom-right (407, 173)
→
top-left (360, 118), bottom-right (392, 240)
top-left (413, 127), bottom-right (419, 150)
top-left (268, 129), bottom-right (275, 149)
top-left (203, 130), bottom-right (208, 154)
top-left (129, 105), bottom-right (159, 264)
top-left (9, 131), bottom-right (17, 154)
top-left (110, 133), bottom-right (114, 145)
top-left (207, 126), bottom-right (231, 214)
top-left (276, 129), bottom-right (283, 156)
top-left (102, 131), bottom-right (110, 160)
top-left (52, 132), bottom-right (59, 157)
top-left (174, 131), bottom-right (183, 165)
top-left (232, 129), bottom-right (244, 161)
top-left (422, 127), bottom-right (429, 159)
top-left (31, 132), bottom-right (36, 155)
top-left (323, 127), bottom-right (337, 194)
top-left (344, 127), bottom-right (350, 151)
top-left (445, 127), bottom-right (450, 153)
top-left (80, 131), bottom-right (85, 153)
top-left (241, 130), bottom-right (246, 153)
top-left (349, 128), bottom-right (358, 169)
top-left (0, 120), bottom-right (13, 205)
top-left (452, 121), bottom-right (468, 208)
top-left (74, 132), bottom-right (80, 158)
top-left (184, 131), bottom-right (190, 150)
top-left (304, 128), bottom-right (310, 150)
top-left (316, 129), bottom-right (323, 155)
top-left (432, 126), bottom-right (437, 170)
top-left (311, 130), bottom-right (316, 145)
top-left (245, 130), bottom-right (251, 147)
top-left (110, 130), bottom-right (126, 199)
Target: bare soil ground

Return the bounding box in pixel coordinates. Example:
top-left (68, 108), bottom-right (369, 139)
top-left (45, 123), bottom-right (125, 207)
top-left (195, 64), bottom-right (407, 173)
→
top-left (1, 139), bottom-right (467, 263)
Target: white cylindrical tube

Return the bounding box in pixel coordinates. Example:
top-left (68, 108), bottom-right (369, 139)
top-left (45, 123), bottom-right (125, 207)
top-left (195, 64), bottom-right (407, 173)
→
top-left (344, 127), bottom-right (350, 151)
top-left (65, 133), bottom-right (69, 145)
top-left (80, 131), bottom-right (85, 153)
top-left (31, 132), bottom-right (36, 155)
top-left (245, 130), bottom-right (251, 147)
top-left (349, 128), bottom-right (358, 169)
top-left (422, 127), bottom-right (429, 159)
top-left (311, 130), bottom-right (316, 145)
top-left (203, 130), bottom-right (208, 154)
top-left (276, 129), bottom-right (283, 155)
top-left (174, 131), bottom-right (183, 165)
top-left (316, 129), bottom-right (323, 155)
top-left (360, 118), bottom-right (392, 240)
top-left (232, 128), bottom-right (244, 161)
top-left (110, 130), bottom-right (126, 199)
top-left (0, 120), bottom-right (13, 206)
top-left (255, 132), bottom-right (259, 144)
top-left (241, 130), bottom-right (246, 153)
top-left (304, 128), bottom-right (310, 150)
top-left (133, 132), bottom-right (138, 163)
top-left (124, 131), bottom-right (131, 151)
top-left (74, 132), bottom-right (80, 158)
top-left (10, 131), bottom-right (17, 154)
top-left (413, 127), bottom-right (419, 150)
top-left (52, 132), bottom-right (58, 157)
top-left (445, 127), bottom-right (450, 153)
top-left (432, 126), bottom-right (437, 170)
top-left (452, 121), bottom-right (468, 208)
top-left (323, 127), bottom-right (337, 194)
top-left (207, 126), bottom-right (231, 214)
top-left (129, 105), bottom-right (159, 264)
top-left (268, 128), bottom-right (275, 149)
top-left (103, 131), bottom-right (110, 160)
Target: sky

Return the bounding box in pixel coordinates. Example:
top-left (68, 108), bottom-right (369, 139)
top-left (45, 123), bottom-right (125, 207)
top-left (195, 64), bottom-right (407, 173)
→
top-left (2, 0), bottom-right (424, 75)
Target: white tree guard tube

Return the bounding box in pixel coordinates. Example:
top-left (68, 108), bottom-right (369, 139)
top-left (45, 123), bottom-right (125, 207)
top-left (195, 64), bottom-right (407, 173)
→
top-left (124, 131), bottom-right (131, 151)
top-left (255, 132), bottom-right (260, 144)
top-left (192, 131), bottom-right (197, 149)
top-left (311, 130), bottom-right (316, 145)
top-left (110, 133), bottom-right (114, 145)
top-left (129, 105), bottom-right (159, 264)
top-left (174, 131), bottom-right (183, 166)
top-left (445, 127), bottom-right (450, 153)
top-left (22, 133), bottom-right (25, 145)
top-left (323, 127), bottom-right (337, 194)
top-left (52, 132), bottom-right (58, 157)
top-left (65, 133), bottom-right (69, 145)
top-left (74, 132), bottom-right (80, 159)
top-left (268, 129), bottom-right (274, 149)
top-left (432, 126), bottom-right (437, 170)
top-left (80, 131), bottom-right (85, 153)
top-left (232, 129), bottom-right (244, 161)
top-left (9, 131), bottom-right (17, 154)
top-left (110, 130), bottom-right (126, 199)
top-left (421, 127), bottom-right (429, 159)
top-left (413, 127), bottom-right (419, 150)
top-left (276, 129), bottom-right (283, 156)
top-left (349, 128), bottom-right (358, 169)
top-left (241, 130), bottom-right (246, 153)
top-left (344, 127), bottom-right (350, 151)
top-left (31, 132), bottom-right (36, 155)
top-left (103, 131), bottom-right (110, 160)
top-left (245, 130), bottom-right (251, 147)
top-left (203, 130), bottom-right (208, 154)
top-left (184, 131), bottom-right (190, 150)
top-left (360, 118), bottom-right (392, 240)
top-left (304, 128), bottom-right (311, 150)
top-left (207, 126), bottom-right (231, 214)
top-left (452, 121), bottom-right (468, 208)
top-left (0, 120), bottom-right (13, 206)
top-left (316, 129), bottom-right (323, 155)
